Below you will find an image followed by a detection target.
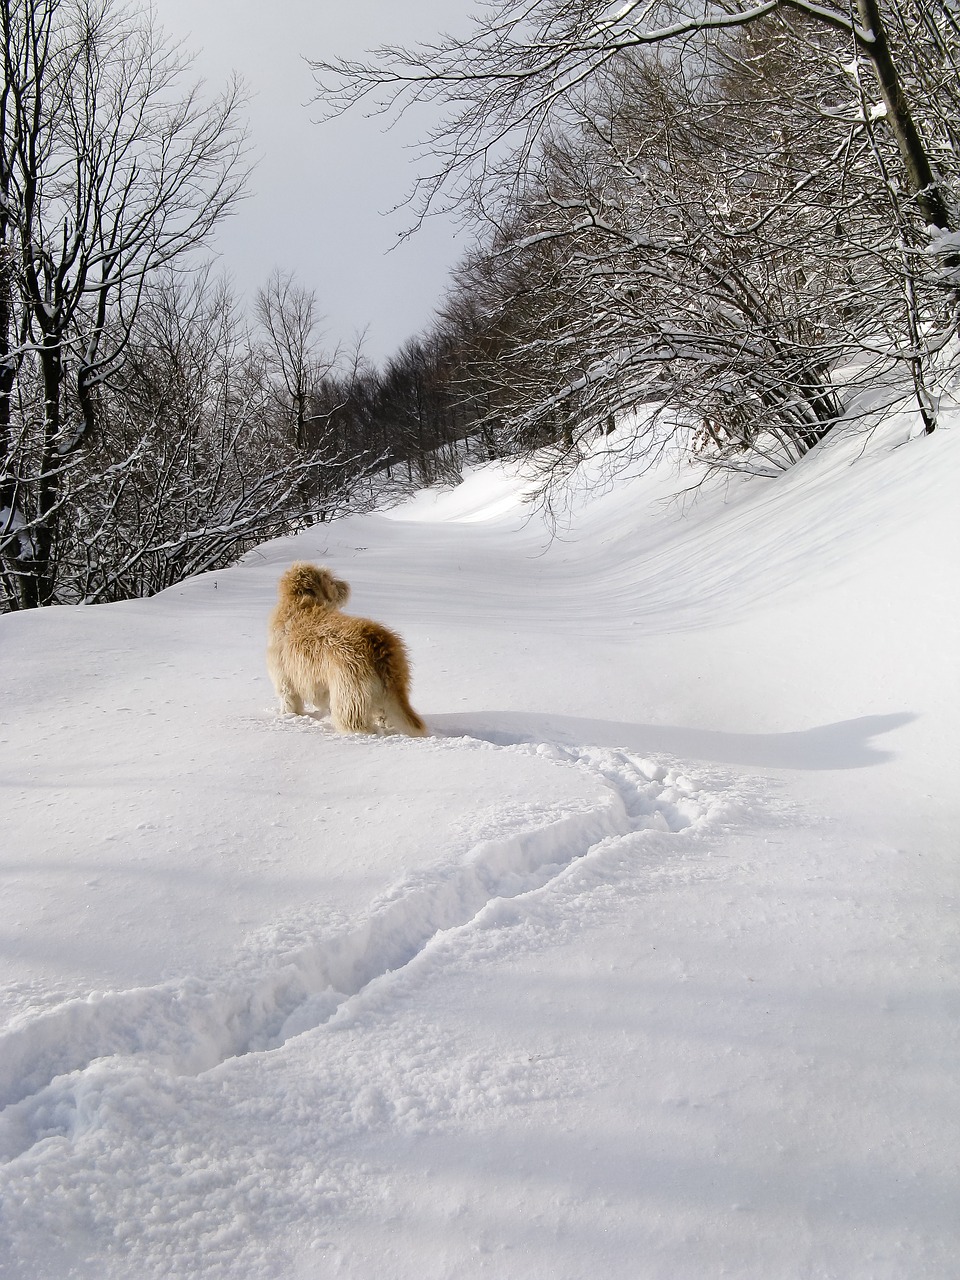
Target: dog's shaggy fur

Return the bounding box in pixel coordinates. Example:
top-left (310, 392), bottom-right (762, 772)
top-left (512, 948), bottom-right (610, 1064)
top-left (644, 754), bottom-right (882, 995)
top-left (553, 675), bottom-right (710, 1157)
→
top-left (267, 562), bottom-right (427, 736)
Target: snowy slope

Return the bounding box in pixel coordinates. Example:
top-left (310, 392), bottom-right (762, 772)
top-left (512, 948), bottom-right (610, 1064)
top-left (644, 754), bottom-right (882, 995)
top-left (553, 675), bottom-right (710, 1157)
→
top-left (0, 408), bottom-right (957, 1278)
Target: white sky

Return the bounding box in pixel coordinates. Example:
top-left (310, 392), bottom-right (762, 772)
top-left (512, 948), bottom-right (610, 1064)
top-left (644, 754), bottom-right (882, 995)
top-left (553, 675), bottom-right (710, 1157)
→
top-left (151, 0), bottom-right (475, 365)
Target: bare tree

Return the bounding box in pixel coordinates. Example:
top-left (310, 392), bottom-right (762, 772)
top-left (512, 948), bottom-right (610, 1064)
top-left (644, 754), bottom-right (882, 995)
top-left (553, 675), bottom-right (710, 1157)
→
top-left (255, 269), bottom-right (337, 453)
top-left (312, 0), bottom-right (956, 234)
top-left (1, 0), bottom-right (248, 608)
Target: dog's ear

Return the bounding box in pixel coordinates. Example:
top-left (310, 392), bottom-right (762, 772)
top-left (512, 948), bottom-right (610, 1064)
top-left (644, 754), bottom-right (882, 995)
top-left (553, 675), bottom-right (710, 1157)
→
top-left (317, 567), bottom-right (350, 608)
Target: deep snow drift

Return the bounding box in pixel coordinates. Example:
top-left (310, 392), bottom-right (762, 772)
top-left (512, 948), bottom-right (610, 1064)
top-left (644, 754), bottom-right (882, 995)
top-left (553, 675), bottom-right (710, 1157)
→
top-left (0, 409), bottom-right (957, 1278)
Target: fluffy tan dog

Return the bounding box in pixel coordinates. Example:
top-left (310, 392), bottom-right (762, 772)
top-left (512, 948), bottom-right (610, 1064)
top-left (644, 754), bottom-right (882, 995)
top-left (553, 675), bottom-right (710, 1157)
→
top-left (267, 562), bottom-right (427, 736)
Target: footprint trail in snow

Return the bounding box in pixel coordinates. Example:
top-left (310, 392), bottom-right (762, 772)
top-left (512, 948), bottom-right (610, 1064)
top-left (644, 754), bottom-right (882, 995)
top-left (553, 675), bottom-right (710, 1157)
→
top-left (0, 735), bottom-right (733, 1164)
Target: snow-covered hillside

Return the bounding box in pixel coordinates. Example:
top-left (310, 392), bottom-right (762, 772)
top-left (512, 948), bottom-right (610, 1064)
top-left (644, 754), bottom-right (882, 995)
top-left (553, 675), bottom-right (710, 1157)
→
top-left (1, 408), bottom-right (957, 1278)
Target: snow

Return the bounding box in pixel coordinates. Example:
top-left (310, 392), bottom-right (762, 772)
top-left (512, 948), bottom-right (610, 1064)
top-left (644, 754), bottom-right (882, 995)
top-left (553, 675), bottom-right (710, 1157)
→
top-left (1, 405), bottom-right (958, 1278)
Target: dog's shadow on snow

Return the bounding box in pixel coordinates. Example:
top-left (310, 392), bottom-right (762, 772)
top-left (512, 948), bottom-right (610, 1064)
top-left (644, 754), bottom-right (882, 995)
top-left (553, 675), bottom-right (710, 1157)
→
top-left (429, 710), bottom-right (916, 770)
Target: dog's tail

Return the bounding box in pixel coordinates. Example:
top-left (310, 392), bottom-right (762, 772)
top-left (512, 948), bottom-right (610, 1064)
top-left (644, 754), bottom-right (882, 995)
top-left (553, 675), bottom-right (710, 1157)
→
top-left (386, 688), bottom-right (428, 737)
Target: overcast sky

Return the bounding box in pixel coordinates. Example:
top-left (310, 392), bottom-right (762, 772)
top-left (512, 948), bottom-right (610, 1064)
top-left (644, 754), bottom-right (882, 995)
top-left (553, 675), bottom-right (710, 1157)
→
top-left (151, 0), bottom-right (476, 365)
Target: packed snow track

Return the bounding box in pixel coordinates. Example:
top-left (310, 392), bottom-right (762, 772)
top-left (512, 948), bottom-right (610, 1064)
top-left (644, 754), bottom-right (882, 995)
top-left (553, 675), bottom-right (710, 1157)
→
top-left (0, 733), bottom-right (730, 1165)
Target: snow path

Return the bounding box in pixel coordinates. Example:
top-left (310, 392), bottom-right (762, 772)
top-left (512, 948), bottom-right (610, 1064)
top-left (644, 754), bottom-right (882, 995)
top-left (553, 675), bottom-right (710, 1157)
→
top-left (1, 414), bottom-right (957, 1278)
top-left (0, 735), bottom-right (729, 1163)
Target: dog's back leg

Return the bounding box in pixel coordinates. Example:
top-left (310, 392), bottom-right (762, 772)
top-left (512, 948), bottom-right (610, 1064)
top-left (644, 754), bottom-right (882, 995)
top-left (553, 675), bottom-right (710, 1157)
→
top-left (328, 672), bottom-right (377, 734)
top-left (311, 685), bottom-right (331, 719)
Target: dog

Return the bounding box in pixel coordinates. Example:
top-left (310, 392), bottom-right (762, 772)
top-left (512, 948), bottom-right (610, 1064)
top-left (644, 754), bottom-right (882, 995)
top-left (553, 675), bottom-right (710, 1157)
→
top-left (266, 562), bottom-right (427, 737)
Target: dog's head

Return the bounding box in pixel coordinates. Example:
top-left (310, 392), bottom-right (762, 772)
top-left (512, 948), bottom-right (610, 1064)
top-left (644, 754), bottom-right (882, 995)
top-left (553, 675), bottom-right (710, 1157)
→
top-left (278, 562), bottom-right (350, 610)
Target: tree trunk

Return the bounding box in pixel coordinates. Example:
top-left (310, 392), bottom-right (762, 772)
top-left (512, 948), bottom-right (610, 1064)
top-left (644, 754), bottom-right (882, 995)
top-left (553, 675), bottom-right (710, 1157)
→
top-left (26, 334), bottom-right (64, 607)
top-left (854, 0), bottom-right (952, 230)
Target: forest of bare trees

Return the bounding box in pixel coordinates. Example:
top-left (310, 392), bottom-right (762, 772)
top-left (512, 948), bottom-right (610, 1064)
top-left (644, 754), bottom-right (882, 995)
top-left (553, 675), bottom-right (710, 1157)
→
top-left (314, 0), bottom-right (960, 481)
top-left (0, 0), bottom-right (494, 613)
top-left (4, 0), bottom-right (959, 611)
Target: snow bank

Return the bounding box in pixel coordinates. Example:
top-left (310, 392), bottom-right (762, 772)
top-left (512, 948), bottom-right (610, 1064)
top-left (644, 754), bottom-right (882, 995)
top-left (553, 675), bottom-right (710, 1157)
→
top-left (0, 410), bottom-right (957, 1277)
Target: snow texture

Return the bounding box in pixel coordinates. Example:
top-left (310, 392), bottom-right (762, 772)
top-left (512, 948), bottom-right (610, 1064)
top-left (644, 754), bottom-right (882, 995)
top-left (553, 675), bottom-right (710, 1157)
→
top-left (0, 407), bottom-right (958, 1278)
